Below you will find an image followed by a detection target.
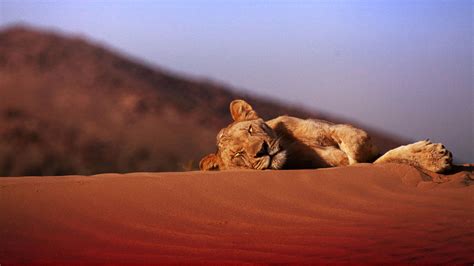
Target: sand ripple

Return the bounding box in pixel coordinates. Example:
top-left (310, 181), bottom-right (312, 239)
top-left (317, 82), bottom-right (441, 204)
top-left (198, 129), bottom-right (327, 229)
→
top-left (1, 163), bottom-right (472, 263)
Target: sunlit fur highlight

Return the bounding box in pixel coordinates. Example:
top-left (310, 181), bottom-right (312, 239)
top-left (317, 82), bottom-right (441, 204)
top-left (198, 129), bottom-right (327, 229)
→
top-left (200, 100), bottom-right (453, 173)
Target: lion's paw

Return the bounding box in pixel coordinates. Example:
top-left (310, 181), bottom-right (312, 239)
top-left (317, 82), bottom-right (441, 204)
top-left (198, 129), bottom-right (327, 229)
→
top-left (404, 140), bottom-right (452, 173)
top-left (375, 140), bottom-right (453, 173)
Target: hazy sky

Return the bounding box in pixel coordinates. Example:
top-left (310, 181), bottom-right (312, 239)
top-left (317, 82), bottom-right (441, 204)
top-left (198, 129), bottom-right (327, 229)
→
top-left (1, 0), bottom-right (472, 162)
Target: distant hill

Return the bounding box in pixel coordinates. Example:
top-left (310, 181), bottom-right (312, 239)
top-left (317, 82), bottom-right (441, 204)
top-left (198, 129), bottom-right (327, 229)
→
top-left (0, 25), bottom-right (406, 176)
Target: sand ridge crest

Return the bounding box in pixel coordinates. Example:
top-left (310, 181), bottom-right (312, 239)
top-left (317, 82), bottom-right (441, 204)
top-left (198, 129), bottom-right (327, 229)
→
top-left (1, 163), bottom-right (472, 263)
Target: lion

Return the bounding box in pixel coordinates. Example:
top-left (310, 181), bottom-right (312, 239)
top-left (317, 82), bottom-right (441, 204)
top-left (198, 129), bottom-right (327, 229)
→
top-left (200, 99), bottom-right (453, 173)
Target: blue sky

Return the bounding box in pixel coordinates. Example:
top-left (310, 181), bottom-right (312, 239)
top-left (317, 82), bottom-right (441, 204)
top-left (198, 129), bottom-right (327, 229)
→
top-left (1, 0), bottom-right (472, 162)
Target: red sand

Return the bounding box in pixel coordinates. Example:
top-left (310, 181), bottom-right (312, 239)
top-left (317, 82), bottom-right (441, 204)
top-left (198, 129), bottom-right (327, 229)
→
top-left (1, 163), bottom-right (472, 264)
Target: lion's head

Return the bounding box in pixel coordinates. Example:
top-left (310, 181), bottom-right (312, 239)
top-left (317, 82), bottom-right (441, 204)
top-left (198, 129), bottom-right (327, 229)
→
top-left (200, 100), bottom-right (286, 170)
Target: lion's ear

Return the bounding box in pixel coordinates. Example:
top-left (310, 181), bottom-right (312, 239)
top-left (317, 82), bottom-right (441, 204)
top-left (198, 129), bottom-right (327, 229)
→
top-left (199, 154), bottom-right (220, 171)
top-left (230, 99), bottom-right (259, 122)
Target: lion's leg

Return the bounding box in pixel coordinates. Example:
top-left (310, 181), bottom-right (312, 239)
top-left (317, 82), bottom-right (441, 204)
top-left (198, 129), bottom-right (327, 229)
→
top-left (374, 140), bottom-right (452, 173)
top-left (330, 124), bottom-right (379, 164)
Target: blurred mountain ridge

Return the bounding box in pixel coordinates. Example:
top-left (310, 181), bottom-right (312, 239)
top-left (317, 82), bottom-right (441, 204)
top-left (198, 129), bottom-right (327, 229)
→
top-left (0, 25), bottom-right (406, 176)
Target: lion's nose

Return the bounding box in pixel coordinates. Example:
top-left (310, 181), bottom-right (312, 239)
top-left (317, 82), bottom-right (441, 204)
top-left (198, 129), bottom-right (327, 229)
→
top-left (255, 141), bottom-right (269, 158)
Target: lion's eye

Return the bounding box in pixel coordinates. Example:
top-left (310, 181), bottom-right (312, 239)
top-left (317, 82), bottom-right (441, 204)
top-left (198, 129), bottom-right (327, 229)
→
top-left (248, 125), bottom-right (253, 134)
top-left (233, 151), bottom-right (244, 158)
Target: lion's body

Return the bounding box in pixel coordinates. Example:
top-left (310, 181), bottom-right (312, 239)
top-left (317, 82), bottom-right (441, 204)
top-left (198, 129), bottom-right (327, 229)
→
top-left (200, 100), bottom-right (453, 173)
top-left (266, 116), bottom-right (375, 169)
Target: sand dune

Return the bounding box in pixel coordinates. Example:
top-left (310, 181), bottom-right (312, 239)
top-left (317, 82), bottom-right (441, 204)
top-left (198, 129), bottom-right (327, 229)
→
top-left (1, 163), bottom-right (472, 264)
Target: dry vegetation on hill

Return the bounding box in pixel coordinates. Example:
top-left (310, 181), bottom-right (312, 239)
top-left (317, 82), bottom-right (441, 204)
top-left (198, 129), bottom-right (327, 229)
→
top-left (0, 26), bottom-right (405, 176)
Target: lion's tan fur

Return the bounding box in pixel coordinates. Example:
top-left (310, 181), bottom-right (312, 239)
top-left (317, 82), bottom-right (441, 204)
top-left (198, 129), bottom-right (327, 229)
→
top-left (200, 100), bottom-right (452, 173)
